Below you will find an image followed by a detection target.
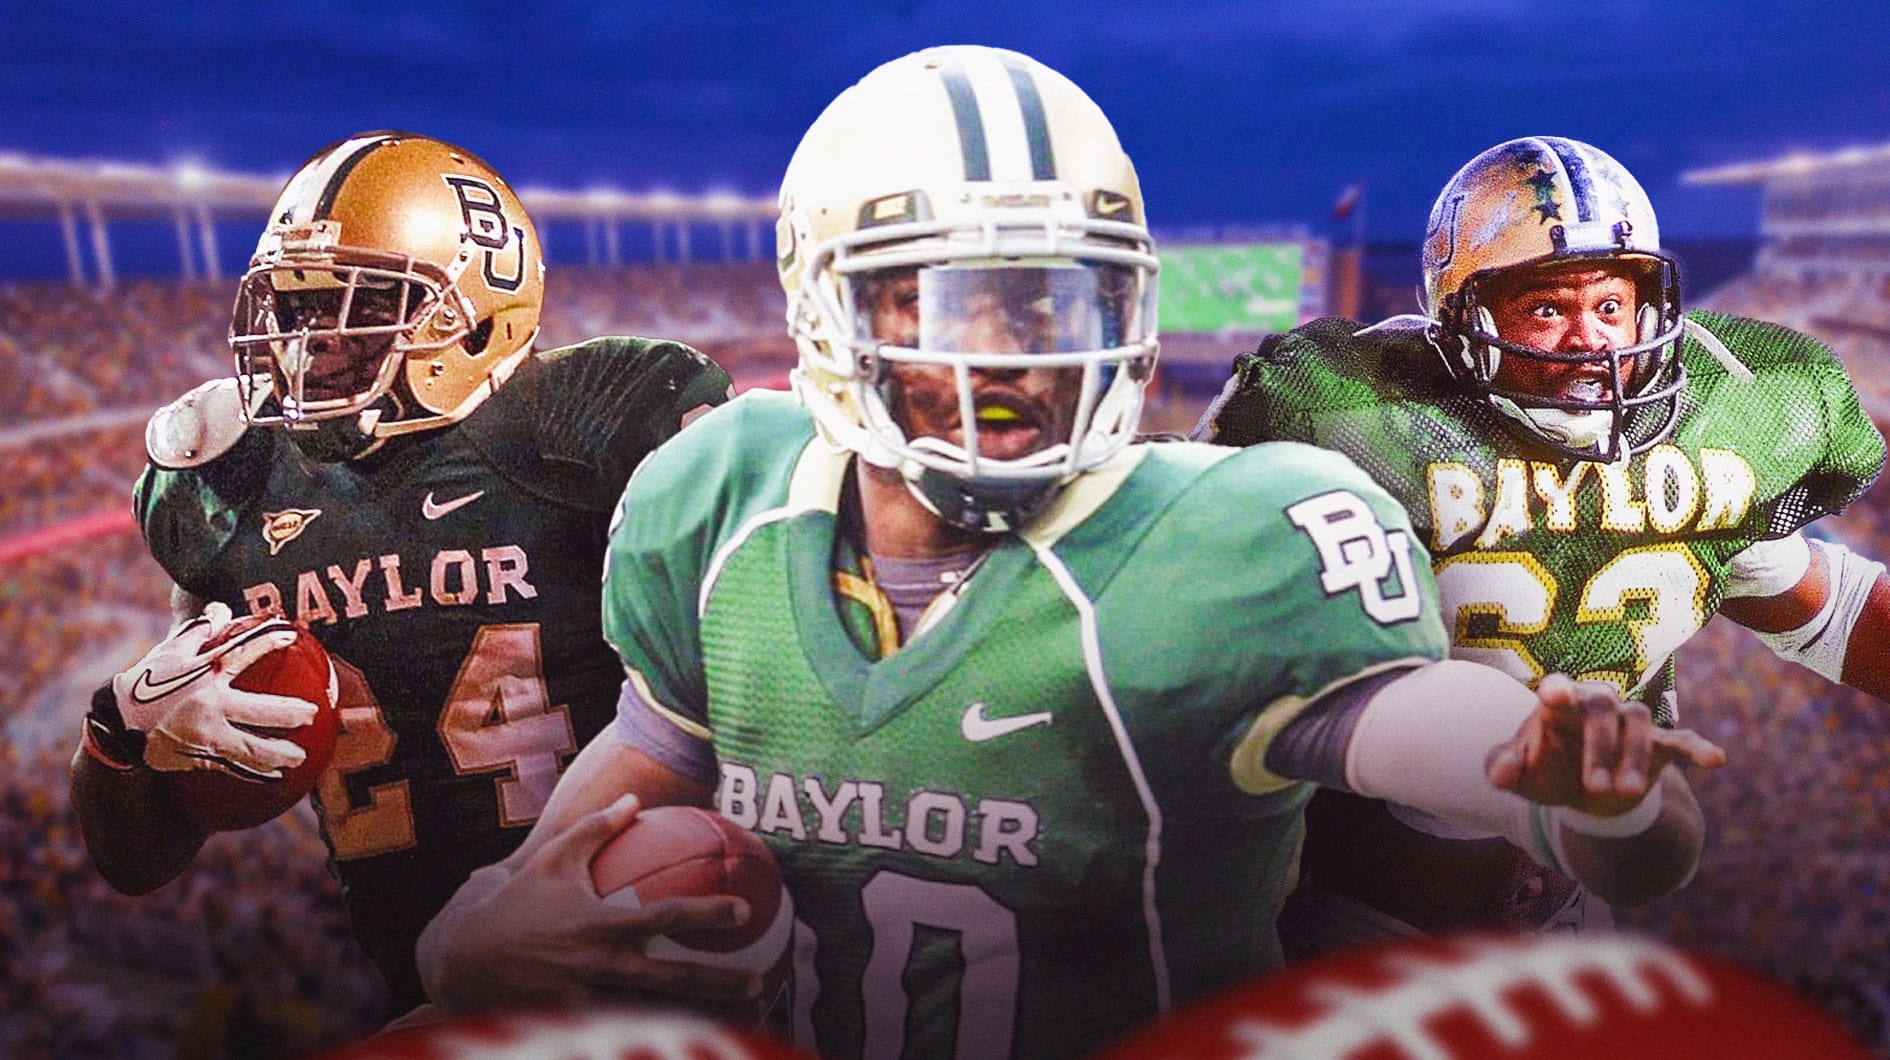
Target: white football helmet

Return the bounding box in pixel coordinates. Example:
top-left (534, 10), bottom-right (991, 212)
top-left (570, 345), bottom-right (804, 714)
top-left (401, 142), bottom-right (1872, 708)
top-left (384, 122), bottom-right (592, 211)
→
top-left (1421, 136), bottom-right (1684, 461)
top-left (778, 45), bottom-right (1160, 532)
top-left (230, 131), bottom-right (544, 461)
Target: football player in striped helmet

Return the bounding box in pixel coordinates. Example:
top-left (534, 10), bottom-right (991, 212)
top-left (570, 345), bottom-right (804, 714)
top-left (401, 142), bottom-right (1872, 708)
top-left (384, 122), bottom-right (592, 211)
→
top-left (1422, 137), bottom-right (1687, 463)
top-left (421, 58), bottom-right (1721, 1060)
top-left (778, 45), bottom-right (1160, 533)
top-left (1197, 137), bottom-right (1889, 956)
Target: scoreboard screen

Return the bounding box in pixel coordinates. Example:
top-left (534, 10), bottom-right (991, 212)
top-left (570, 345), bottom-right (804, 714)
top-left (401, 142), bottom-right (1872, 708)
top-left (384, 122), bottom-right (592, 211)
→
top-left (1157, 243), bottom-right (1305, 332)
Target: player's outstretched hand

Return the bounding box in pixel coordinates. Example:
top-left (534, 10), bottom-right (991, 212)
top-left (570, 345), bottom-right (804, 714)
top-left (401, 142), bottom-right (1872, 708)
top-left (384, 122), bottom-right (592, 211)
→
top-left (423, 794), bottom-right (760, 1015)
top-left (110, 602), bottom-right (317, 779)
top-left (1486, 673), bottom-right (1727, 816)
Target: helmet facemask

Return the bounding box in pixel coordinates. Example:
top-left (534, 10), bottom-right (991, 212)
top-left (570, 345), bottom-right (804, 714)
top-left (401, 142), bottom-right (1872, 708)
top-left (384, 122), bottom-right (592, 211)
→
top-left (1420, 137), bottom-right (1688, 463)
top-left (231, 234), bottom-right (480, 461)
top-left (1436, 249), bottom-right (1687, 464)
top-left (791, 202), bottom-right (1159, 533)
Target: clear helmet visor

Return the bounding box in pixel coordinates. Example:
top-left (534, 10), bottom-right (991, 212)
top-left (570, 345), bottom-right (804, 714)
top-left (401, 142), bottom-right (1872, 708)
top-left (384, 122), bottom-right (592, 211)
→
top-left (846, 262), bottom-right (1151, 478)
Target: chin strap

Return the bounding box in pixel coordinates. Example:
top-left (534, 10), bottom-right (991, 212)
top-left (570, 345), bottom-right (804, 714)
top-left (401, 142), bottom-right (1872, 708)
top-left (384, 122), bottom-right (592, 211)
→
top-left (1486, 394), bottom-right (1613, 454)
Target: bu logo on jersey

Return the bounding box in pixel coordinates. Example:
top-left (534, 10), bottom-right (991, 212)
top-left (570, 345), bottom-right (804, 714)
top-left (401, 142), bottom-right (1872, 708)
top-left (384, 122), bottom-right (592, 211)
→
top-left (442, 176), bottom-right (526, 292)
top-left (1286, 490), bottom-right (1422, 624)
top-left (262, 508), bottom-right (322, 555)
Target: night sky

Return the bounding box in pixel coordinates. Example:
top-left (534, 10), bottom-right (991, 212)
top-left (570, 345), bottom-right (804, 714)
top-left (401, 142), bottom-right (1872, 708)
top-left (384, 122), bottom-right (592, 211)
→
top-left (6, 0), bottom-right (1889, 254)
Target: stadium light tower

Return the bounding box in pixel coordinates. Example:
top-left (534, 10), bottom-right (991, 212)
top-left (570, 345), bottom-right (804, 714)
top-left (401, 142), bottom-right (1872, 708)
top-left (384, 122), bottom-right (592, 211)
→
top-left (705, 189), bottom-right (744, 261)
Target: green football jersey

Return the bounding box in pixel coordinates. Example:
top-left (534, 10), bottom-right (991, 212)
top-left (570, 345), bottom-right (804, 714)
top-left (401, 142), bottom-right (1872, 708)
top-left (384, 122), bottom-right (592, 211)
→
top-left (1198, 312), bottom-right (1885, 721)
top-left (602, 391), bottom-right (1449, 1059)
top-left (135, 336), bottom-right (729, 1014)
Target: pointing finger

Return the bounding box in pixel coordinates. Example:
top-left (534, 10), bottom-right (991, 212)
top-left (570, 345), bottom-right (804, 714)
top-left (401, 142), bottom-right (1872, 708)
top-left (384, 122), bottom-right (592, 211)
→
top-left (1574, 681), bottom-right (1624, 795)
top-left (1611, 701), bottom-right (1655, 797)
top-left (543, 794), bottom-right (644, 876)
top-left (1652, 727), bottom-right (1728, 771)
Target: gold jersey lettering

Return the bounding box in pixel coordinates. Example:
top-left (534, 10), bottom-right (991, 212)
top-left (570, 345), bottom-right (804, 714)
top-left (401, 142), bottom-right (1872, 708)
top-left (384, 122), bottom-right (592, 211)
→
top-left (1475, 459), bottom-right (1533, 548)
top-left (1696, 448), bottom-right (1757, 532)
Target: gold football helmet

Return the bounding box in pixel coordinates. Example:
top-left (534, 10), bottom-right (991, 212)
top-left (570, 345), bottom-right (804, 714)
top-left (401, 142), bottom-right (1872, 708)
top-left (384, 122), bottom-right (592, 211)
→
top-left (778, 46), bottom-right (1160, 532)
top-left (230, 131), bottom-right (544, 460)
top-left (1421, 136), bottom-right (1684, 461)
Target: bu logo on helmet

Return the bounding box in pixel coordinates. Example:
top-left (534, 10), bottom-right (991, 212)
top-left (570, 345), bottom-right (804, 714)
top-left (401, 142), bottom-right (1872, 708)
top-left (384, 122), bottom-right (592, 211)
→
top-left (443, 176), bottom-right (526, 292)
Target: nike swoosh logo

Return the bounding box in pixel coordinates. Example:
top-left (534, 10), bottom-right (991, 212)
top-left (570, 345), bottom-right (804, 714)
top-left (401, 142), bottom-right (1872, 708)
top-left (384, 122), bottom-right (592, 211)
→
top-left (130, 662), bottom-right (215, 704)
top-left (960, 702), bottom-right (1053, 743)
top-left (422, 490), bottom-right (486, 520)
top-left (128, 615), bottom-right (293, 705)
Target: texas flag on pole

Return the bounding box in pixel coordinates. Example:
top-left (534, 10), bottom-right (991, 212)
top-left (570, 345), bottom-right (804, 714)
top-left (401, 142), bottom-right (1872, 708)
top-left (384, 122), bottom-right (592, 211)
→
top-left (1332, 182), bottom-right (1364, 221)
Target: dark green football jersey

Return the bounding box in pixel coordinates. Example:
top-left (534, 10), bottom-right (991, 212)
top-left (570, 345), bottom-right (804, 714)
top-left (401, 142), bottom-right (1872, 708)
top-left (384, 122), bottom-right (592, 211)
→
top-left (134, 337), bottom-right (729, 1014)
top-left (1198, 312), bottom-right (1885, 721)
top-left (601, 391), bottom-right (1449, 1059)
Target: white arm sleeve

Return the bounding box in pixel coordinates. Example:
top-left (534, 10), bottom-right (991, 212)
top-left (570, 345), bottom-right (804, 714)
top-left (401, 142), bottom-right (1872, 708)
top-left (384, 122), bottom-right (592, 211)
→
top-left (1722, 532), bottom-right (1812, 600)
top-left (1748, 537), bottom-right (1884, 682)
top-left (1344, 660), bottom-right (1554, 865)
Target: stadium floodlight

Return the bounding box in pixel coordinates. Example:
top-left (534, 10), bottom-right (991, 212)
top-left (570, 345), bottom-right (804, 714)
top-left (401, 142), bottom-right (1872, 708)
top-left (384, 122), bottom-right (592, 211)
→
top-left (703, 189), bottom-right (745, 215)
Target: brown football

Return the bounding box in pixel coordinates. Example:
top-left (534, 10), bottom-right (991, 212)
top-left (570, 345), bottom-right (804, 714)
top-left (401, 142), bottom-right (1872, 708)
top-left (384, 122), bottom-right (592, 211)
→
top-left (590, 804), bottom-right (792, 1028)
top-left (1096, 932), bottom-right (1873, 1060)
top-left (164, 611), bottom-right (340, 832)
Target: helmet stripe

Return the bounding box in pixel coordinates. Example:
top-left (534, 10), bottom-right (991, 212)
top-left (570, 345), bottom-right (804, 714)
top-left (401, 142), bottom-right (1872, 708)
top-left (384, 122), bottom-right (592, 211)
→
top-left (960, 49), bottom-right (1033, 182)
top-left (935, 62), bottom-right (992, 181)
top-left (311, 132), bottom-right (402, 221)
top-left (1542, 137), bottom-right (1596, 224)
top-left (996, 52), bottom-right (1056, 180)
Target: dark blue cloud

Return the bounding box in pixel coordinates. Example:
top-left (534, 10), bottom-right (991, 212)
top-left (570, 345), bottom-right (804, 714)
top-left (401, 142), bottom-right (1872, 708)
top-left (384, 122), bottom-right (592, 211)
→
top-left (4, 0), bottom-right (1887, 240)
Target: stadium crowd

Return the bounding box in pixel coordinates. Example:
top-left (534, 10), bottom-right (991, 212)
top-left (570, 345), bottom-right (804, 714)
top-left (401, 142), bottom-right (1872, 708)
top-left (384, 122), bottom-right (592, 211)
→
top-left (2, 264), bottom-right (1887, 1055)
top-left (1702, 272), bottom-right (1890, 421)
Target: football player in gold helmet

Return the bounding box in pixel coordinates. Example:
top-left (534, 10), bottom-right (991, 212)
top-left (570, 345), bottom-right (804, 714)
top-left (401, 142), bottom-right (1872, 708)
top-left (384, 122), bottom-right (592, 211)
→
top-left (71, 131), bottom-right (735, 1029)
top-left (229, 133), bottom-right (547, 462)
top-left (1417, 138), bottom-right (1692, 462)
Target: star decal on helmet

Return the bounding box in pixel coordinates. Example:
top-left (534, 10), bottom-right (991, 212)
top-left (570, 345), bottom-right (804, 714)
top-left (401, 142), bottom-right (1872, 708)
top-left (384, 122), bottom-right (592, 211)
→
top-left (1524, 169), bottom-right (1563, 224)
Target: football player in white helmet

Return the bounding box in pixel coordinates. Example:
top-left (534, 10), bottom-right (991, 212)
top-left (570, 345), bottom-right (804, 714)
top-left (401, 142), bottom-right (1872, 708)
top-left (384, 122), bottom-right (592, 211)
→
top-left (419, 58), bottom-right (1720, 1059)
top-left (778, 49), bottom-right (1159, 534)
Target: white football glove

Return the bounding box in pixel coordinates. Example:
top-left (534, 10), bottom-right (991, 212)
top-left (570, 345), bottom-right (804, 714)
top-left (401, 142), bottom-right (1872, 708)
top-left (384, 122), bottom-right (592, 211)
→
top-left (109, 602), bottom-right (319, 780)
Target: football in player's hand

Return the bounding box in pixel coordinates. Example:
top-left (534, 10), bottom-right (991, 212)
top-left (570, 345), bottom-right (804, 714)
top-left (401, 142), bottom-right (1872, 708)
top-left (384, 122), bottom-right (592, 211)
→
top-left (165, 612), bottom-right (340, 832)
top-left (1096, 932), bottom-right (1872, 1059)
top-left (591, 805), bottom-right (792, 1027)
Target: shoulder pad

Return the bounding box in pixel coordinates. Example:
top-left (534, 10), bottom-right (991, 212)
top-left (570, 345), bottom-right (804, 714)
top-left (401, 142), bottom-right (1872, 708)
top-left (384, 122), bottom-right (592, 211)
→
top-left (147, 376), bottom-right (268, 470)
top-left (463, 337), bottom-right (734, 512)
